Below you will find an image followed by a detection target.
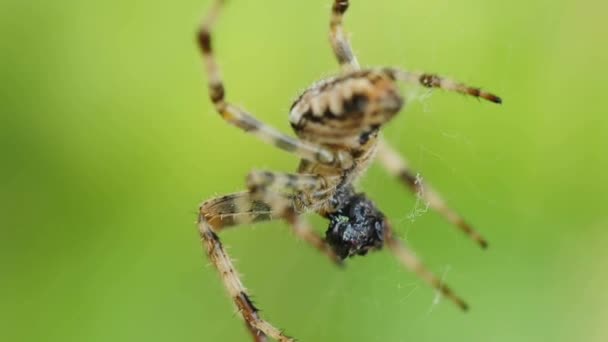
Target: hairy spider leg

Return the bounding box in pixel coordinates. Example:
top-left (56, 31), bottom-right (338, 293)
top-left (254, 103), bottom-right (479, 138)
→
top-left (198, 171), bottom-right (344, 340)
top-left (383, 219), bottom-right (470, 311)
top-left (330, 0), bottom-right (360, 72)
top-left (388, 68), bottom-right (502, 104)
top-left (200, 194), bottom-right (327, 341)
top-left (376, 139), bottom-right (488, 248)
top-left (199, 192), bottom-right (293, 342)
top-left (197, 0), bottom-right (341, 166)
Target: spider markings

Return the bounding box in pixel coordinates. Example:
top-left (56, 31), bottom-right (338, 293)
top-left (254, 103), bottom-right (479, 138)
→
top-left (289, 69), bottom-right (403, 148)
top-left (196, 0), bottom-right (501, 341)
top-left (419, 73), bottom-right (502, 104)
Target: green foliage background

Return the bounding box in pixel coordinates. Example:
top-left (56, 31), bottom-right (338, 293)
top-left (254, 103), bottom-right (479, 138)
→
top-left (2, 0), bottom-right (607, 341)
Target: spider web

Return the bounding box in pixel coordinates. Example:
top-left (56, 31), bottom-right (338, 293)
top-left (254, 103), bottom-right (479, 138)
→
top-left (371, 85), bottom-right (496, 312)
top-left (391, 84), bottom-right (495, 230)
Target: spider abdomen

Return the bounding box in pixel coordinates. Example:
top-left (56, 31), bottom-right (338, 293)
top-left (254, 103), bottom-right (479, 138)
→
top-left (289, 69), bottom-right (403, 145)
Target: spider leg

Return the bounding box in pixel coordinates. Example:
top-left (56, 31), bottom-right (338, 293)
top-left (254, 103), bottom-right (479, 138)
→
top-left (382, 218), bottom-right (469, 311)
top-left (376, 139), bottom-right (488, 248)
top-left (330, 0), bottom-right (360, 72)
top-left (246, 170), bottom-right (333, 194)
top-left (199, 222), bottom-right (292, 342)
top-left (199, 174), bottom-right (342, 341)
top-left (199, 192), bottom-right (296, 342)
top-left (245, 323), bottom-right (268, 342)
top-left (201, 189), bottom-right (340, 266)
top-left (197, 1), bottom-right (340, 167)
top-left (388, 68), bottom-right (502, 104)
top-left (290, 214), bottom-right (344, 266)
top-left (246, 170), bottom-right (343, 265)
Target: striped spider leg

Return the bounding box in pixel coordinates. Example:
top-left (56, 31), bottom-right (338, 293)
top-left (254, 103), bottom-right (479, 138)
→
top-left (198, 192), bottom-right (289, 342)
top-left (330, 0), bottom-right (360, 72)
top-left (197, 0), bottom-right (350, 168)
top-left (376, 138), bottom-right (489, 248)
top-left (327, 0), bottom-right (496, 247)
top-left (199, 172), bottom-right (341, 341)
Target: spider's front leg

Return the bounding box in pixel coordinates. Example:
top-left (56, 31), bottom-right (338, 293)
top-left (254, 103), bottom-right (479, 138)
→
top-left (383, 219), bottom-right (470, 311)
top-left (329, 0), bottom-right (360, 72)
top-left (199, 192), bottom-right (295, 342)
top-left (197, 0), bottom-right (343, 167)
top-left (376, 139), bottom-right (489, 248)
top-left (198, 172), bottom-right (340, 341)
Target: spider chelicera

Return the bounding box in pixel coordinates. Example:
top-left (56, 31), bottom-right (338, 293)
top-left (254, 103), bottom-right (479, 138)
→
top-left (196, 1), bottom-right (501, 341)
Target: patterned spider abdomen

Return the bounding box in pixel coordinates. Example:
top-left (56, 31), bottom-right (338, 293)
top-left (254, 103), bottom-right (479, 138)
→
top-left (325, 185), bottom-right (386, 259)
top-left (289, 69), bottom-right (403, 147)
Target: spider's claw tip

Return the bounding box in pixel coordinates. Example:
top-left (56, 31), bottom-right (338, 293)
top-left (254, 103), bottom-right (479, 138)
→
top-left (479, 239), bottom-right (489, 249)
top-left (487, 94), bottom-right (502, 104)
top-left (452, 297), bottom-right (470, 312)
top-left (451, 294), bottom-right (470, 311)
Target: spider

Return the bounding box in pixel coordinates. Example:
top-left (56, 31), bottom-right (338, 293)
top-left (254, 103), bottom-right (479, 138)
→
top-left (196, 1), bottom-right (501, 341)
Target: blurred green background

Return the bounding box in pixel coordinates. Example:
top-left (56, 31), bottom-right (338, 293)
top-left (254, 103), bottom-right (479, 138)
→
top-left (2, 0), bottom-right (607, 341)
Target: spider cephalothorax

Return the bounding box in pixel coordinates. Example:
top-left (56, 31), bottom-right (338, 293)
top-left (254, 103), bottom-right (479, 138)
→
top-left (196, 1), bottom-right (501, 341)
top-left (325, 185), bottom-right (386, 259)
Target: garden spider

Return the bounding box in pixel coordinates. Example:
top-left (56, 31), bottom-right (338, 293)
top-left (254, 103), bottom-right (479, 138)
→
top-left (196, 1), bottom-right (501, 341)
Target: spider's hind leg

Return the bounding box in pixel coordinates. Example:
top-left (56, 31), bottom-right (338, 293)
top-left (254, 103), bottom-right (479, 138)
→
top-left (376, 139), bottom-right (489, 248)
top-left (389, 69), bottom-right (502, 104)
top-left (322, 186), bottom-right (469, 310)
